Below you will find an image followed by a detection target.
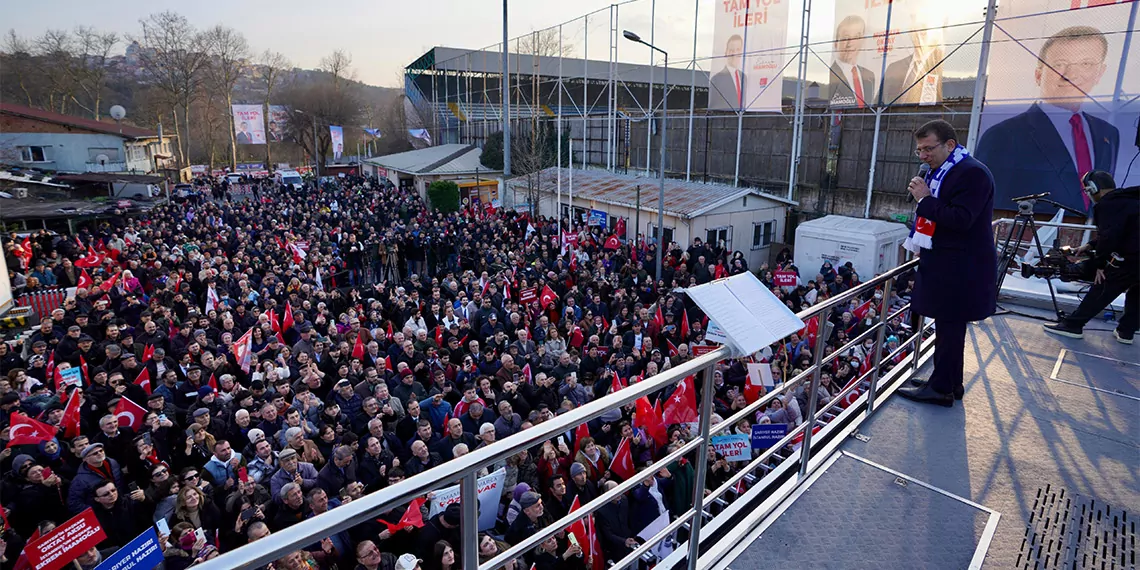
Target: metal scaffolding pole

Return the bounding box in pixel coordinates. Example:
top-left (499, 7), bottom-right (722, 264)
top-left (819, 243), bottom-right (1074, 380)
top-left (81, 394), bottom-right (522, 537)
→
top-left (685, 0), bottom-right (699, 182)
top-left (645, 0), bottom-right (656, 175)
top-left (863, 0), bottom-right (894, 219)
top-left (965, 0), bottom-right (998, 151)
top-left (444, 68), bottom-right (449, 144)
top-left (583, 14), bottom-right (589, 170)
top-left (558, 24), bottom-right (564, 217)
top-left (502, 0), bottom-right (511, 176)
top-left (788, 0), bottom-right (813, 200)
top-left (733, 0), bottom-right (751, 187)
top-left (608, 5), bottom-right (615, 170)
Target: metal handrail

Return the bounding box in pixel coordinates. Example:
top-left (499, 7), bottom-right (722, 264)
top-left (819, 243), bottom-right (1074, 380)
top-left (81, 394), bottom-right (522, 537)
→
top-left (194, 258), bottom-right (920, 570)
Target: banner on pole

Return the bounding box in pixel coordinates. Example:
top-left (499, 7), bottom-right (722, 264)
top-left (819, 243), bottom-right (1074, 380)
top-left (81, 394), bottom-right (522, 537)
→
top-left (709, 0), bottom-right (790, 112)
top-left (329, 126), bottom-right (344, 160)
top-left (268, 105), bottom-right (289, 142)
top-left (426, 468), bottom-right (506, 531)
top-left (232, 104), bottom-right (267, 144)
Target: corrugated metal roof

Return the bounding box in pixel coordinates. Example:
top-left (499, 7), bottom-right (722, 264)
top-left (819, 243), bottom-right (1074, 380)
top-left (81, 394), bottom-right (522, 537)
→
top-left (507, 167), bottom-right (794, 219)
top-left (364, 144), bottom-right (501, 175)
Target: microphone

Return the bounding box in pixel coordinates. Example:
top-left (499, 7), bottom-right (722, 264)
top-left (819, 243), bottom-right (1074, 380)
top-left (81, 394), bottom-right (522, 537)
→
top-left (906, 163), bottom-right (931, 203)
top-left (1010, 192), bottom-right (1051, 202)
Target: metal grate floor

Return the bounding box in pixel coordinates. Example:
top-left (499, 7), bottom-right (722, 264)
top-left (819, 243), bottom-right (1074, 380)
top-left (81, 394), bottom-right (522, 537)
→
top-left (1017, 484), bottom-right (1137, 570)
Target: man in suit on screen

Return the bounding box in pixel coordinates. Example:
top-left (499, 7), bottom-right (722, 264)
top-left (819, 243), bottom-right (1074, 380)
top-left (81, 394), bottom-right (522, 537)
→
top-left (828, 15), bottom-right (876, 108)
top-left (710, 34), bottom-right (746, 111)
top-left (882, 21), bottom-right (944, 105)
top-left (974, 26), bottom-right (1119, 215)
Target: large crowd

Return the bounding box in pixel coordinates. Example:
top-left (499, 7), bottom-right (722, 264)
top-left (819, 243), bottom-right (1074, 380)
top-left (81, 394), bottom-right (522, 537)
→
top-left (0, 175), bottom-right (913, 570)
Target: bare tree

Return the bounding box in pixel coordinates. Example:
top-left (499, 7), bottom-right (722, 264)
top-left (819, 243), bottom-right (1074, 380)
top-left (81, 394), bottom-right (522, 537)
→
top-left (257, 49), bottom-right (291, 168)
top-left (134, 11), bottom-right (211, 167)
top-left (2, 31), bottom-right (37, 106)
top-left (319, 50), bottom-right (355, 92)
top-left (202, 25), bottom-right (249, 170)
top-left (69, 27), bottom-right (118, 119)
top-left (36, 30), bottom-right (81, 114)
top-left (517, 28), bottom-right (573, 58)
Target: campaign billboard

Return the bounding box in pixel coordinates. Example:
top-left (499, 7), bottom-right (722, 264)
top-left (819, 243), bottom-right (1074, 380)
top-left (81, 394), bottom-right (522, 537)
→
top-left (708, 0), bottom-right (790, 112)
top-left (974, 0), bottom-right (1139, 214)
top-left (268, 105), bottom-right (289, 142)
top-left (828, 0), bottom-right (972, 108)
top-left (329, 126), bottom-right (344, 159)
top-left (232, 104), bottom-right (267, 145)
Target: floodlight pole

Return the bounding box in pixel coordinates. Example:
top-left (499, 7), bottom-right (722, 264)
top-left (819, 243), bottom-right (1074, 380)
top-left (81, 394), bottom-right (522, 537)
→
top-left (502, 0), bottom-right (511, 177)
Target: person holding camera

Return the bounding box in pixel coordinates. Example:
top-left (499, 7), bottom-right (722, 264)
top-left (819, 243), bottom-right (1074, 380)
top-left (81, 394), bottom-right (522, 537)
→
top-left (1044, 171), bottom-right (1138, 344)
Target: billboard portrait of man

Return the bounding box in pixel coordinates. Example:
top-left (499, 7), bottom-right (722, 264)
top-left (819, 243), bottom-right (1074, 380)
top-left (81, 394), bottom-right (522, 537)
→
top-left (882, 16), bottom-right (944, 105)
top-left (975, 26), bottom-right (1119, 214)
top-left (236, 121), bottom-right (252, 144)
top-left (828, 15), bottom-right (876, 108)
top-left (710, 34), bottom-right (746, 110)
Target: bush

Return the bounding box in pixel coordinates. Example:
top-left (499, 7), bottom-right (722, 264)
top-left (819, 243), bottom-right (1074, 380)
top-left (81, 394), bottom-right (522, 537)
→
top-left (427, 180), bottom-right (461, 213)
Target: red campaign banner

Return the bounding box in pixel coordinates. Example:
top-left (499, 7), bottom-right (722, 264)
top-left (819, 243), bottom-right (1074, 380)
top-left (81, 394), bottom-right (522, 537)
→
top-left (518, 287), bottom-right (538, 304)
top-left (25, 508), bottom-right (106, 570)
top-left (773, 271), bottom-right (798, 287)
top-left (691, 345), bottom-right (717, 356)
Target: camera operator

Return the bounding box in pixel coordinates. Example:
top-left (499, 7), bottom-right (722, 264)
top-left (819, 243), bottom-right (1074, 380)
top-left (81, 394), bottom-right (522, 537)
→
top-left (1044, 171), bottom-right (1138, 344)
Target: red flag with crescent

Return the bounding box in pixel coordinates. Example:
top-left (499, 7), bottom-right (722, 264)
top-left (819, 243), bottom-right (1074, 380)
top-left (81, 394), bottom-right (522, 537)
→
top-left (61, 389), bottom-right (82, 438)
top-left (539, 285), bottom-right (558, 310)
top-left (113, 397), bottom-right (147, 431)
top-left (6, 413), bottom-right (56, 447)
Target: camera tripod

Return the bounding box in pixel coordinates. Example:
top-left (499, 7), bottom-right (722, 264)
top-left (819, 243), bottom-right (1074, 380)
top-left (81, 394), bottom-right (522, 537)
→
top-left (995, 198), bottom-right (1065, 319)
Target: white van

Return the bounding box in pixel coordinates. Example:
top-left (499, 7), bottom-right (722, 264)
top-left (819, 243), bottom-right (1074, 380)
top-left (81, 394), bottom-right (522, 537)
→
top-left (276, 170), bottom-right (304, 190)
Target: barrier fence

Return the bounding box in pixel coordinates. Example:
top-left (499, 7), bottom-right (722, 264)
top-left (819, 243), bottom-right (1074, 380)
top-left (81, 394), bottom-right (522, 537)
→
top-left (193, 257), bottom-right (934, 570)
top-left (15, 288), bottom-right (66, 320)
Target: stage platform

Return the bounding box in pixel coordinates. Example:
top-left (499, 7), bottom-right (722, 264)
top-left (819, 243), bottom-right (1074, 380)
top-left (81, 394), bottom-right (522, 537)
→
top-left (714, 308), bottom-right (1138, 569)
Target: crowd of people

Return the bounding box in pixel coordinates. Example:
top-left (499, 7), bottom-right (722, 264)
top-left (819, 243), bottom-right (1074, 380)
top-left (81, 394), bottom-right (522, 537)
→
top-left (0, 174), bottom-right (911, 570)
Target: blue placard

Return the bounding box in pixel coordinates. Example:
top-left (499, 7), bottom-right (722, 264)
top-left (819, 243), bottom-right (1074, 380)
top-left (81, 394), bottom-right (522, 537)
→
top-left (587, 209), bottom-right (608, 226)
top-left (751, 424), bottom-right (789, 449)
top-left (94, 527), bottom-right (163, 570)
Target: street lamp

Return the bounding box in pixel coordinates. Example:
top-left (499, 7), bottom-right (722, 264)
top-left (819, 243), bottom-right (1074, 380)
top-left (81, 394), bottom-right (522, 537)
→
top-left (623, 29), bottom-right (668, 282)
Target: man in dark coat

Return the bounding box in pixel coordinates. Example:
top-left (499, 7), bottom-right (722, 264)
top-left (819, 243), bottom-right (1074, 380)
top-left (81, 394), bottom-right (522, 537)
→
top-left (901, 120), bottom-right (997, 406)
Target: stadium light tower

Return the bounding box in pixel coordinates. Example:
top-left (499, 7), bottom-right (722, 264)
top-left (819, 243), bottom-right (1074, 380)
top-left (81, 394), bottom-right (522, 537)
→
top-left (624, 29), bottom-right (668, 280)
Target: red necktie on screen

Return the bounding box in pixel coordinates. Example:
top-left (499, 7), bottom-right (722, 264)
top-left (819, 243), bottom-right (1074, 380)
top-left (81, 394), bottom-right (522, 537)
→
top-left (1069, 113), bottom-right (1092, 209)
top-left (734, 70), bottom-right (742, 107)
top-left (852, 66), bottom-right (865, 108)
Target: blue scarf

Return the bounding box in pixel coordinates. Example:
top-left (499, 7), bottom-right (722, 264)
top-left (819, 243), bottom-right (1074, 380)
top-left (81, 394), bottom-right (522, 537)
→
top-left (904, 145), bottom-right (970, 252)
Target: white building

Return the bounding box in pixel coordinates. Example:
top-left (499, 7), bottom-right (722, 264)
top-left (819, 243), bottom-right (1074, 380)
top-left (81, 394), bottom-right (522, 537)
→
top-left (362, 144), bottom-right (501, 205)
top-left (506, 167), bottom-right (794, 269)
top-left (0, 102), bottom-right (174, 174)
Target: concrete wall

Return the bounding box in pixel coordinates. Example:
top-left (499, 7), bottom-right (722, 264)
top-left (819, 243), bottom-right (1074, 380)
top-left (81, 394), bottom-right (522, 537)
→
top-left (0, 132), bottom-right (128, 173)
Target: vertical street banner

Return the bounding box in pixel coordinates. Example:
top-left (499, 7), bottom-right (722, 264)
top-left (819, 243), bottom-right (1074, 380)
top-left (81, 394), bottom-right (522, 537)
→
top-left (709, 0), bottom-right (790, 112)
top-left (829, 0), bottom-right (962, 108)
top-left (268, 105), bottom-right (289, 142)
top-left (329, 126), bottom-right (344, 159)
top-left (974, 0), bottom-right (1139, 214)
top-left (232, 104), bottom-right (267, 144)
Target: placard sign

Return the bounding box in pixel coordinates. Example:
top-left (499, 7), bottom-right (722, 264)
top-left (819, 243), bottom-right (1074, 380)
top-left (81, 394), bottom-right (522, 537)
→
top-left (751, 424), bottom-right (789, 449)
top-left (58, 367), bottom-right (83, 389)
top-left (710, 434), bottom-right (752, 462)
top-left (25, 508), bottom-right (106, 570)
top-left (93, 528), bottom-right (163, 570)
top-left (519, 287), bottom-right (538, 304)
top-left (691, 344), bottom-right (717, 357)
top-left (426, 468), bottom-right (506, 531)
top-left (773, 271), bottom-right (798, 287)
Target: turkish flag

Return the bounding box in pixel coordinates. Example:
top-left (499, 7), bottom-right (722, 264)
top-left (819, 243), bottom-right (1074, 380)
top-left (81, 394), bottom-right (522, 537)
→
top-left (18, 236), bottom-right (33, 267)
top-left (572, 423), bottom-right (590, 457)
top-left (680, 309), bottom-right (690, 339)
top-left (352, 334), bottom-right (365, 360)
top-left (792, 425), bottom-right (822, 450)
top-left (208, 374), bottom-right (218, 392)
top-left (385, 356), bottom-right (393, 371)
top-left (609, 437), bottom-right (636, 480)
top-left (604, 234), bottom-right (620, 250)
top-left (566, 497), bottom-right (591, 559)
top-left (662, 375), bottom-right (698, 425)
top-left (667, 339), bottom-right (679, 358)
top-left (77, 268), bottom-right (93, 290)
top-left (635, 396), bottom-right (667, 447)
top-left (386, 322), bottom-right (394, 341)
top-left (282, 303), bottom-right (295, 334)
top-left (74, 247), bottom-right (105, 268)
top-left (539, 285), bottom-right (558, 310)
top-left (852, 299), bottom-right (873, 320)
top-left (269, 309), bottom-right (281, 333)
top-left (79, 355), bottom-right (89, 383)
top-left (61, 389), bottom-right (82, 438)
top-left (379, 497), bottom-right (426, 533)
top-left (142, 344), bottom-right (155, 363)
top-left (134, 368), bottom-right (152, 395)
top-left (610, 373), bottom-right (626, 394)
top-left (6, 413), bottom-right (57, 448)
top-left (99, 271), bottom-right (119, 292)
top-left (113, 397), bottom-right (147, 431)
top-left (520, 363), bottom-right (532, 383)
top-left (434, 325), bottom-right (443, 347)
top-left (800, 315), bottom-right (820, 348)
top-left (615, 217), bottom-right (626, 238)
top-left (654, 305), bottom-right (665, 331)
top-left (234, 329), bottom-right (254, 373)
top-left (569, 327), bottom-right (584, 349)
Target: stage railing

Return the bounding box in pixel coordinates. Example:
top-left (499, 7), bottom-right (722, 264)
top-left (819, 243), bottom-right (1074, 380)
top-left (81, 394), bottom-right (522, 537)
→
top-left (193, 258), bottom-right (926, 570)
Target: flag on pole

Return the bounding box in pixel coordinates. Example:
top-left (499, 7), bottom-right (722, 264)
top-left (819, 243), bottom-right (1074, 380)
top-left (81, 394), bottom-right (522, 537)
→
top-left (234, 329), bottom-right (254, 373)
top-left (142, 344), bottom-right (155, 363)
top-left (5, 413), bottom-right (57, 448)
top-left (539, 285), bottom-right (558, 310)
top-left (61, 389), bottom-right (82, 438)
top-left (77, 269), bottom-right (93, 290)
top-left (378, 497), bottom-right (426, 533)
top-left (662, 376), bottom-right (698, 425)
top-left (635, 396), bottom-right (667, 447)
top-left (99, 271), bottom-right (119, 293)
top-left (352, 334), bottom-right (365, 360)
top-left (604, 234), bottom-right (620, 250)
top-left (134, 368), bottom-right (151, 395)
top-left (113, 397), bottom-right (147, 431)
top-left (572, 423), bottom-right (590, 457)
top-left (205, 286), bottom-right (221, 313)
top-left (609, 437), bottom-right (636, 480)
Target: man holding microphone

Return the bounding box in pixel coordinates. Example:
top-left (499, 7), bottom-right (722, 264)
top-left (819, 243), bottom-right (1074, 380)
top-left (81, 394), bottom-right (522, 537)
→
top-left (899, 120), bottom-right (997, 407)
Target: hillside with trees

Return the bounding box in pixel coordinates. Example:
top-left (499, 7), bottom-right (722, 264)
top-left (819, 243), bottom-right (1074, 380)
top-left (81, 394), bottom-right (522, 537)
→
top-left (1, 11), bottom-right (412, 171)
